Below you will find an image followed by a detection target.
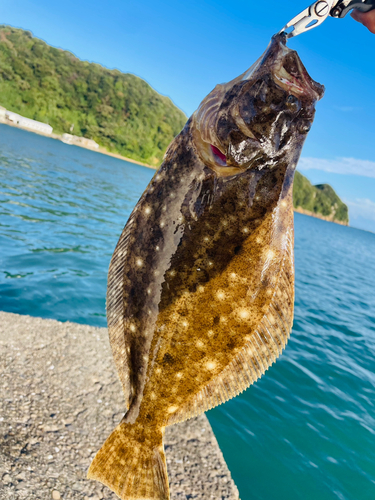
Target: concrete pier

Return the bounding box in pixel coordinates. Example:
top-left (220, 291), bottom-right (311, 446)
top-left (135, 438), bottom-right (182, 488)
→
top-left (0, 312), bottom-right (239, 500)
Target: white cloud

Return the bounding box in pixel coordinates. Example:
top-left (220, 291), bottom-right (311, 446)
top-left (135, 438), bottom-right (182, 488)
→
top-left (299, 157), bottom-right (375, 179)
top-left (345, 198), bottom-right (375, 222)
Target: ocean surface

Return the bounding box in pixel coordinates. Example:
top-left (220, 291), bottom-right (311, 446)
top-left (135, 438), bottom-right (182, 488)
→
top-left (1, 124), bottom-right (375, 500)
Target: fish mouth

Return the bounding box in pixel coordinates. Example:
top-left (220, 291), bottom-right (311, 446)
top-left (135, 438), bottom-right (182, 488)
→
top-left (270, 37), bottom-right (324, 101)
top-left (240, 34), bottom-right (324, 101)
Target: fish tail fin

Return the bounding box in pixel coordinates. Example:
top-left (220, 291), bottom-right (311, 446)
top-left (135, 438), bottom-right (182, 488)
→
top-left (88, 422), bottom-right (169, 500)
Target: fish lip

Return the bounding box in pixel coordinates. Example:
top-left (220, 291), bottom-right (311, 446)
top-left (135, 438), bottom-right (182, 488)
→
top-left (243, 34), bottom-right (325, 102)
top-left (271, 35), bottom-right (325, 101)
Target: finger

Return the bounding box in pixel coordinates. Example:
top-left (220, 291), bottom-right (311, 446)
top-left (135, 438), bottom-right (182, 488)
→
top-left (351, 9), bottom-right (375, 34)
top-left (350, 10), bottom-right (362, 22)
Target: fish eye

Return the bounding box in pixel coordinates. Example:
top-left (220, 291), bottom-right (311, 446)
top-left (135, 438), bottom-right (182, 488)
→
top-left (286, 95), bottom-right (300, 112)
top-left (210, 145), bottom-right (227, 166)
top-left (298, 121), bottom-right (312, 134)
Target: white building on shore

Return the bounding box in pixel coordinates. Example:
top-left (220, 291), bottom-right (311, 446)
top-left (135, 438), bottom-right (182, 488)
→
top-left (6, 111), bottom-right (53, 134)
top-left (61, 133), bottom-right (99, 149)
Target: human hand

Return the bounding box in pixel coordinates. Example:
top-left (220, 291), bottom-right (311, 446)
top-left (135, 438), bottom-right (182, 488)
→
top-left (351, 9), bottom-right (375, 34)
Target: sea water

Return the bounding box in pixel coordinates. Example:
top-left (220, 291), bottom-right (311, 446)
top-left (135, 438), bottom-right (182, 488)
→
top-left (1, 124), bottom-right (374, 500)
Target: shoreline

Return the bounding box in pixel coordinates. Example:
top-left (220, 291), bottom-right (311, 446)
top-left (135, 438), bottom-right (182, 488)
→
top-left (294, 206), bottom-right (349, 226)
top-left (0, 120), bottom-right (157, 170)
top-left (0, 311), bottom-right (239, 500)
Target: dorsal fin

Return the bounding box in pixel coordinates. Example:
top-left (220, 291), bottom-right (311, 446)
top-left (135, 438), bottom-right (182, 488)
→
top-left (106, 207), bottom-right (139, 409)
top-left (167, 230), bottom-right (294, 425)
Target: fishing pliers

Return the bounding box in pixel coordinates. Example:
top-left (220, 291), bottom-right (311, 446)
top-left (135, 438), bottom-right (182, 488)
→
top-left (279, 0), bottom-right (375, 38)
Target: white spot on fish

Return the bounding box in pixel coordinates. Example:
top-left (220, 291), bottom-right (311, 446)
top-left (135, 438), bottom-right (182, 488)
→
top-left (182, 320), bottom-right (189, 328)
top-left (129, 324), bottom-right (136, 332)
top-left (206, 361), bottom-right (216, 371)
top-left (136, 258), bottom-right (143, 267)
top-left (216, 290), bottom-right (225, 301)
top-left (268, 314), bottom-right (276, 325)
top-left (198, 286), bottom-right (205, 293)
top-left (243, 227), bottom-right (249, 234)
top-left (207, 330), bottom-right (214, 337)
top-left (144, 206), bottom-right (151, 215)
top-left (196, 340), bottom-right (204, 348)
top-left (176, 372), bottom-right (183, 379)
top-left (238, 309), bottom-right (250, 320)
top-left (167, 406), bottom-right (178, 413)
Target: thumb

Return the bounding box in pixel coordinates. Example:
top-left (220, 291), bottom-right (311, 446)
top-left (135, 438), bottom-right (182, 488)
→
top-left (350, 9), bottom-right (364, 23)
top-left (351, 9), bottom-right (375, 33)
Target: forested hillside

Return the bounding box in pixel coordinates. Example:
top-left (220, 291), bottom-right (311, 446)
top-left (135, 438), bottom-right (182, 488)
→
top-left (0, 25), bottom-right (187, 166)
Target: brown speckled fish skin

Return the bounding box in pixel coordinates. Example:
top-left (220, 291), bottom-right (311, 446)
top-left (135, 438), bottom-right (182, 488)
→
top-left (88, 34), bottom-right (324, 500)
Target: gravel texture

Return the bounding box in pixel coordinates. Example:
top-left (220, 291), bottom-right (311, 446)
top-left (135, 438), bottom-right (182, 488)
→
top-left (0, 312), bottom-right (239, 500)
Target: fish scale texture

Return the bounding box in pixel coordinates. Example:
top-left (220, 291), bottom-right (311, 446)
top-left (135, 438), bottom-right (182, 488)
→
top-left (0, 312), bottom-right (239, 500)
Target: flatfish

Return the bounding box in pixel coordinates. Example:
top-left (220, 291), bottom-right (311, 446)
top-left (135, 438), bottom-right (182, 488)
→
top-left (88, 34), bottom-right (324, 500)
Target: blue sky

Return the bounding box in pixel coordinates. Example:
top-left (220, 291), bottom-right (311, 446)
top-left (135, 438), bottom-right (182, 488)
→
top-left (2, 0), bottom-right (375, 231)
